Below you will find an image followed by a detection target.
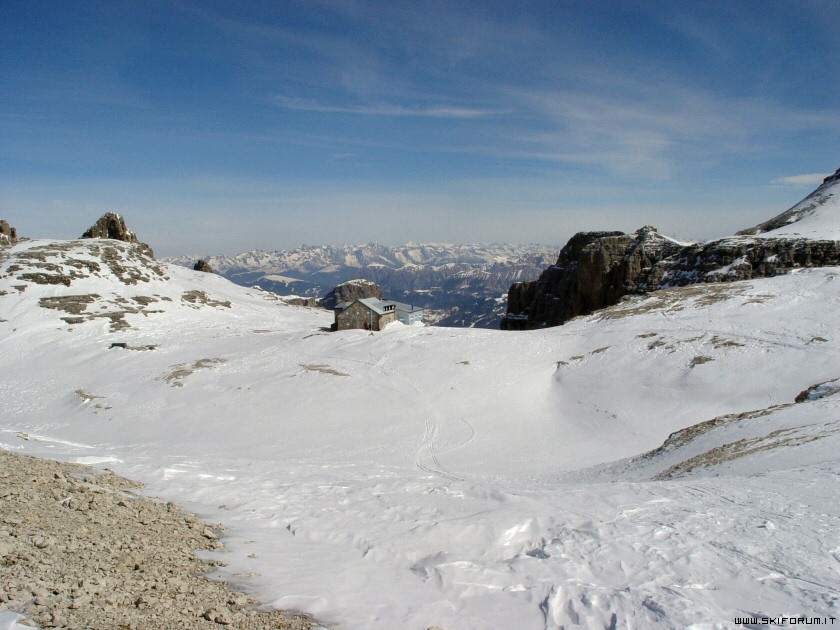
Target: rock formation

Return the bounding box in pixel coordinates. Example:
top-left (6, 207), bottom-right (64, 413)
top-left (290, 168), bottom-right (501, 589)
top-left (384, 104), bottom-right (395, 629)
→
top-left (0, 219), bottom-right (18, 246)
top-left (81, 213), bottom-right (138, 242)
top-left (502, 227), bottom-right (684, 329)
top-left (503, 168), bottom-right (840, 330)
top-left (320, 279), bottom-right (383, 309)
top-left (193, 259), bottom-right (213, 274)
top-left (81, 213), bottom-right (154, 257)
top-left (281, 296), bottom-right (321, 307)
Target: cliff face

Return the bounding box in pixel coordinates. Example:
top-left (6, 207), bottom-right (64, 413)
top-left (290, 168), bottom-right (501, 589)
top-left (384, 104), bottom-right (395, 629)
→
top-left (502, 227), bottom-right (684, 329)
top-left (656, 237), bottom-right (840, 287)
top-left (320, 279), bottom-right (383, 309)
top-left (503, 231), bottom-right (840, 330)
top-left (503, 168), bottom-right (840, 330)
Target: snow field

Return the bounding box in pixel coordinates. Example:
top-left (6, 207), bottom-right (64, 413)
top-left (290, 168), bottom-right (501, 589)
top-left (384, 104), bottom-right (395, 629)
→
top-left (1, 241), bottom-right (839, 628)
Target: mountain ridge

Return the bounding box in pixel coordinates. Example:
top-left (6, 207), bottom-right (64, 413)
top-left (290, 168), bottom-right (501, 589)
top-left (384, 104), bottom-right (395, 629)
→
top-left (167, 242), bottom-right (557, 328)
top-left (504, 166), bottom-right (840, 329)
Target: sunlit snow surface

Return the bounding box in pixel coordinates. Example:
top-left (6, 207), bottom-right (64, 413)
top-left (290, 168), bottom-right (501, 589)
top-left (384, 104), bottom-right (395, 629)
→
top-left (1, 239), bottom-right (839, 629)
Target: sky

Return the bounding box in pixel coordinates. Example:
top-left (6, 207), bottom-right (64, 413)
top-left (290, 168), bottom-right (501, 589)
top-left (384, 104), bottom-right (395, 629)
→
top-left (1, 0), bottom-right (839, 257)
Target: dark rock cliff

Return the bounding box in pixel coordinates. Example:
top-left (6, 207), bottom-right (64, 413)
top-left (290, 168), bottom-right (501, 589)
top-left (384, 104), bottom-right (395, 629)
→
top-left (654, 237), bottom-right (840, 287)
top-left (193, 259), bottom-right (214, 273)
top-left (320, 279), bottom-right (383, 310)
top-left (503, 168), bottom-right (840, 330)
top-left (503, 230), bottom-right (840, 330)
top-left (502, 227), bottom-right (684, 329)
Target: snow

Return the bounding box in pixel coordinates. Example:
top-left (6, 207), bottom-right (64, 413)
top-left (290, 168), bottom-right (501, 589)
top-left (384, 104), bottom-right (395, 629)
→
top-left (754, 172), bottom-right (840, 240)
top-left (260, 274), bottom-right (302, 284)
top-left (1, 239), bottom-right (839, 628)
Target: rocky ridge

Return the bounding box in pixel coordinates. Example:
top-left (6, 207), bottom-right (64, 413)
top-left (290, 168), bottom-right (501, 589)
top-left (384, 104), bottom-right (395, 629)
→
top-left (504, 168), bottom-right (840, 329)
top-left (0, 450), bottom-right (316, 629)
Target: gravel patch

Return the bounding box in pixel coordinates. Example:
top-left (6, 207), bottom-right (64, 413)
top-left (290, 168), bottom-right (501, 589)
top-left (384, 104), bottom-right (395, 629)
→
top-left (0, 450), bottom-right (322, 629)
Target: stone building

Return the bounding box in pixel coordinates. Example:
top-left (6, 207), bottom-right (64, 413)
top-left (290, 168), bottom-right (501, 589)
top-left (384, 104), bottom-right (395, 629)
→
top-left (333, 298), bottom-right (424, 331)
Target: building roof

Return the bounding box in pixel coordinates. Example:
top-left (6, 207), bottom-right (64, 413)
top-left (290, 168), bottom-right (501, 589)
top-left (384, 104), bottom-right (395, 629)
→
top-left (335, 298), bottom-right (423, 315)
top-left (389, 301), bottom-right (423, 313)
top-left (357, 297), bottom-right (389, 315)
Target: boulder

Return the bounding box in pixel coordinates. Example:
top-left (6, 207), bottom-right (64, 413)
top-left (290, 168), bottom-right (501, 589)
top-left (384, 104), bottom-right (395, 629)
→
top-left (320, 279), bottom-right (383, 309)
top-left (193, 259), bottom-right (213, 274)
top-left (0, 219), bottom-right (17, 246)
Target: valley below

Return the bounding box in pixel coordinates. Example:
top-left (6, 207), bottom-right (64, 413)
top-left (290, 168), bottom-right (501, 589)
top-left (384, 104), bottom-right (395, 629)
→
top-left (168, 243), bottom-right (557, 328)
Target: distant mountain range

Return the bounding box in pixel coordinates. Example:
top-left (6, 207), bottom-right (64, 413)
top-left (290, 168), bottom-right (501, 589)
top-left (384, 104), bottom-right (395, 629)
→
top-left (167, 243), bottom-right (557, 328)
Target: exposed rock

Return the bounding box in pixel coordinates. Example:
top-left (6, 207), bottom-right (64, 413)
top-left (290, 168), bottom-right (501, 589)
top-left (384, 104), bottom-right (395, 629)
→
top-left (81, 212), bottom-right (154, 257)
top-left (282, 296), bottom-right (321, 307)
top-left (653, 236), bottom-right (840, 287)
top-left (503, 227), bottom-right (840, 330)
top-left (81, 212), bottom-right (138, 242)
top-left (502, 227), bottom-right (683, 329)
top-left (2, 240), bottom-right (171, 332)
top-left (504, 170), bottom-right (840, 330)
top-left (194, 259), bottom-right (213, 273)
top-left (0, 220), bottom-right (18, 246)
top-left (320, 279), bottom-right (383, 309)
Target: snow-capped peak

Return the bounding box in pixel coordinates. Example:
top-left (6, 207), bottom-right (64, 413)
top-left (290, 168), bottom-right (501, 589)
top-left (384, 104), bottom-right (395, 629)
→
top-left (737, 166), bottom-right (840, 239)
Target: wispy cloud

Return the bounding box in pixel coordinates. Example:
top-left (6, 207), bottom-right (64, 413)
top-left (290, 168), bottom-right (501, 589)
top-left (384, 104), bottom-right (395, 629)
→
top-left (502, 78), bottom-right (840, 180)
top-left (771, 173), bottom-right (833, 186)
top-left (274, 95), bottom-right (504, 119)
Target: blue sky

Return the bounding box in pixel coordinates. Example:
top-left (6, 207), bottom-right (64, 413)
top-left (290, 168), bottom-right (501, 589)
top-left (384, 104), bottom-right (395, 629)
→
top-left (1, 0), bottom-right (838, 256)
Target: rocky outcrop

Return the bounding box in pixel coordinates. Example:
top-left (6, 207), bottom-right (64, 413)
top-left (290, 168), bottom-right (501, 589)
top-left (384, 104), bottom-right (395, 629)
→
top-left (502, 227), bottom-right (684, 329)
top-left (281, 296), bottom-right (321, 307)
top-left (0, 220), bottom-right (18, 246)
top-left (504, 168), bottom-right (840, 330)
top-left (503, 228), bottom-right (840, 330)
top-left (193, 259), bottom-right (213, 274)
top-left (654, 236), bottom-right (840, 287)
top-left (81, 213), bottom-right (154, 257)
top-left (81, 213), bottom-right (138, 242)
top-left (320, 279), bottom-right (383, 309)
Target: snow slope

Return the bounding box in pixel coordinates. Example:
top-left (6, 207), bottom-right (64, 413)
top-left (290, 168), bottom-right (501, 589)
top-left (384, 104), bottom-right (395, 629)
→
top-left (739, 168), bottom-right (840, 240)
top-left (1, 238), bottom-right (839, 629)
